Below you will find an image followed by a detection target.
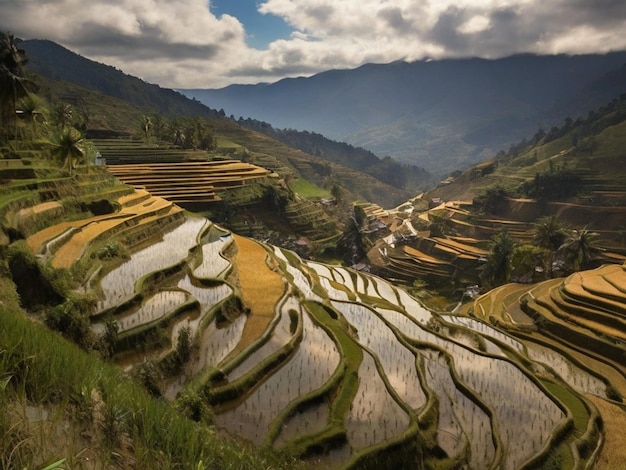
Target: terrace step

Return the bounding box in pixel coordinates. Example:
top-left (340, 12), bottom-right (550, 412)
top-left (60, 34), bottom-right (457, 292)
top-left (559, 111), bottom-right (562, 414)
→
top-left (551, 286), bottom-right (626, 342)
top-left (524, 282), bottom-right (626, 364)
top-left (106, 161), bottom-right (271, 206)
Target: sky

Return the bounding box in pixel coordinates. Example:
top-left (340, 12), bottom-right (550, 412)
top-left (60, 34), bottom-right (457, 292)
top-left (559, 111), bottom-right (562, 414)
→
top-left (1, 0), bottom-right (626, 89)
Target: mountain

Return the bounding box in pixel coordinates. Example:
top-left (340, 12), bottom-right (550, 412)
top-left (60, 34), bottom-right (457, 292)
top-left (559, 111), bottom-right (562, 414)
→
top-left (20, 39), bottom-right (415, 209)
top-left (235, 117), bottom-right (432, 191)
top-left (182, 53), bottom-right (626, 176)
top-left (20, 39), bottom-right (221, 120)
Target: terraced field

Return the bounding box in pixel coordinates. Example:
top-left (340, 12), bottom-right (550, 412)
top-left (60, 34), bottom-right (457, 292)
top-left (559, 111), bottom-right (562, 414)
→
top-left (367, 197), bottom-right (626, 286)
top-left (464, 264), bottom-right (626, 469)
top-left (25, 188), bottom-right (619, 469)
top-left (106, 160), bottom-right (272, 204)
top-left (5, 147), bottom-right (620, 469)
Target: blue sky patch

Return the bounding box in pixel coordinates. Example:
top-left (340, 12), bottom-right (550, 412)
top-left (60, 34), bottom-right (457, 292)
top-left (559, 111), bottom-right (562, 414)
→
top-left (210, 0), bottom-right (293, 50)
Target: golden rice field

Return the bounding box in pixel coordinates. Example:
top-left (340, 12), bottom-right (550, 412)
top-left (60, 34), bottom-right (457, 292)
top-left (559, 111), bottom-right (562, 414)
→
top-left (231, 234), bottom-right (286, 352)
top-left (50, 196), bottom-right (181, 269)
top-left (587, 395), bottom-right (626, 470)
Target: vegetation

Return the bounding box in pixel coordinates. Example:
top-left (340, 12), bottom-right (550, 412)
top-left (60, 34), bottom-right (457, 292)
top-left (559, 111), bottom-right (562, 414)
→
top-left (480, 231), bottom-right (517, 287)
top-left (237, 118), bottom-right (432, 192)
top-left (1, 31), bottom-right (625, 470)
top-left (49, 127), bottom-right (84, 175)
top-left (0, 32), bottom-right (29, 142)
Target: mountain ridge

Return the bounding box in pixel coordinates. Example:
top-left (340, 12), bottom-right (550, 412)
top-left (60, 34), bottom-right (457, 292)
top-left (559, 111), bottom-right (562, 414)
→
top-left (182, 52), bottom-right (626, 176)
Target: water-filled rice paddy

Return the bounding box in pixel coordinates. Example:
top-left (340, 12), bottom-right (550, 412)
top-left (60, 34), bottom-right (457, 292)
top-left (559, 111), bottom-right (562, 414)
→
top-left (333, 301), bottom-right (427, 411)
top-left (87, 216), bottom-right (605, 469)
top-left (92, 290), bottom-right (188, 335)
top-left (215, 310), bottom-right (341, 444)
top-left (97, 218), bottom-right (207, 311)
top-left (194, 234), bottom-right (232, 279)
top-left (346, 352), bottom-right (411, 451)
top-left (525, 342), bottom-right (608, 397)
top-left (422, 349), bottom-right (495, 468)
top-left (227, 296), bottom-right (299, 381)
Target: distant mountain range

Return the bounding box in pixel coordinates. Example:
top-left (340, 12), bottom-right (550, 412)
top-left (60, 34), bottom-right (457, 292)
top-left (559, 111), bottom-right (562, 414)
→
top-left (181, 53), bottom-right (626, 176)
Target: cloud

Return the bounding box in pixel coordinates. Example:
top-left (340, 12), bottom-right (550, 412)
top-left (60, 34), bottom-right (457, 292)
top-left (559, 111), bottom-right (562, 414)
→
top-left (1, 0), bottom-right (625, 88)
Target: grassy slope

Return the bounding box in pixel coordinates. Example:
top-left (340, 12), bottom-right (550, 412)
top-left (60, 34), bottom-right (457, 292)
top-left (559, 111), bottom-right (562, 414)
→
top-left (426, 102), bottom-right (626, 205)
top-left (0, 157), bottom-right (301, 469)
top-left (34, 72), bottom-right (411, 209)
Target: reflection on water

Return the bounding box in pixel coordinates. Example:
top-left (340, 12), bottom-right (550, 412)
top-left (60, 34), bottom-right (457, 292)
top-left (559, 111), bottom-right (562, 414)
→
top-left (526, 342), bottom-right (607, 397)
top-left (93, 290), bottom-right (188, 335)
top-left (423, 349), bottom-right (494, 468)
top-left (228, 296), bottom-right (298, 381)
top-left (215, 310), bottom-right (341, 445)
top-left (194, 234), bottom-right (232, 279)
top-left (97, 218), bottom-right (207, 311)
top-left (333, 301), bottom-right (427, 410)
top-left (346, 352), bottom-right (410, 450)
top-left (274, 400), bottom-right (330, 448)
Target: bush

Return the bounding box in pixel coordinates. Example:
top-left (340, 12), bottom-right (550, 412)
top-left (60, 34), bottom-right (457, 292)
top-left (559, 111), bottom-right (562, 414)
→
top-left (175, 390), bottom-right (214, 424)
top-left (93, 241), bottom-right (128, 260)
top-left (7, 241), bottom-right (63, 308)
top-left (45, 296), bottom-right (96, 349)
top-left (520, 169), bottom-right (581, 199)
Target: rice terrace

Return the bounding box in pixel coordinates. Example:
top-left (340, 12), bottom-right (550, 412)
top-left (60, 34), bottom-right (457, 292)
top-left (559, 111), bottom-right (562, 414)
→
top-left (1, 29), bottom-right (626, 470)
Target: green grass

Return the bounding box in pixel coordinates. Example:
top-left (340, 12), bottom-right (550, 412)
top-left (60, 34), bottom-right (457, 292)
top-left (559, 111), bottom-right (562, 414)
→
top-left (215, 136), bottom-right (244, 151)
top-left (0, 300), bottom-right (303, 469)
top-left (541, 379), bottom-right (590, 469)
top-left (291, 178), bottom-right (331, 199)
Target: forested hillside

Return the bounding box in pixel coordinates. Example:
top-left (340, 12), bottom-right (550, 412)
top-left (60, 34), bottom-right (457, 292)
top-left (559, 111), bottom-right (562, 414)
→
top-left (237, 117), bottom-right (432, 191)
top-left (184, 53), bottom-right (626, 176)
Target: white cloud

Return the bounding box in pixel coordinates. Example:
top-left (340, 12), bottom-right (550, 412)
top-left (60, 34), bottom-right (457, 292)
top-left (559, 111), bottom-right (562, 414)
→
top-left (1, 0), bottom-right (626, 88)
top-left (458, 15), bottom-right (491, 34)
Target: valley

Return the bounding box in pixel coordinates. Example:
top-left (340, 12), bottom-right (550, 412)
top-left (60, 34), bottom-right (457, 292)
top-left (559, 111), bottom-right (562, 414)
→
top-left (1, 33), bottom-right (626, 470)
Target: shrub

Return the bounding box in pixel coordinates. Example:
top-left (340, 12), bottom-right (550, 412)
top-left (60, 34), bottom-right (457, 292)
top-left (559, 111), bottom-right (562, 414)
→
top-left (7, 240), bottom-right (63, 308)
top-left (520, 169), bottom-right (581, 199)
top-left (175, 390), bottom-right (214, 425)
top-left (45, 296), bottom-right (96, 349)
top-left (133, 361), bottom-right (162, 398)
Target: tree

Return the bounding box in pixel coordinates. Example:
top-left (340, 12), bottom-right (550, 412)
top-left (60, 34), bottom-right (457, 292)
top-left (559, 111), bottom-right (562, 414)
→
top-left (480, 231), bottom-right (517, 287)
top-left (559, 227), bottom-right (601, 272)
top-left (533, 215), bottom-right (568, 278)
top-left (50, 127), bottom-right (84, 175)
top-left (0, 32), bottom-right (29, 142)
top-left (18, 93), bottom-right (47, 138)
top-left (51, 103), bottom-right (73, 130)
top-left (478, 185), bottom-right (509, 215)
top-left (140, 114), bottom-right (153, 141)
top-left (510, 244), bottom-right (543, 282)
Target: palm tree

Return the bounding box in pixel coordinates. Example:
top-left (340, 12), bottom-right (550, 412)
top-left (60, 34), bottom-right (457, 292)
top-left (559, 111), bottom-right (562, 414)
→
top-left (0, 32), bottom-right (29, 142)
top-left (141, 114), bottom-right (153, 141)
top-left (480, 231), bottom-right (517, 287)
top-left (50, 127), bottom-right (84, 175)
top-left (559, 227), bottom-right (601, 272)
top-left (18, 93), bottom-right (47, 138)
top-left (533, 215), bottom-right (568, 278)
top-left (51, 103), bottom-right (73, 130)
